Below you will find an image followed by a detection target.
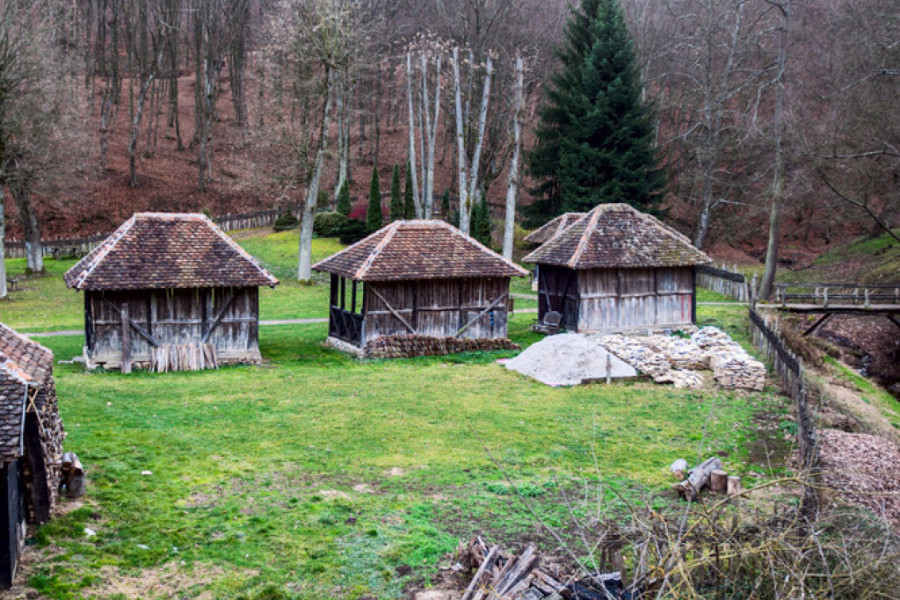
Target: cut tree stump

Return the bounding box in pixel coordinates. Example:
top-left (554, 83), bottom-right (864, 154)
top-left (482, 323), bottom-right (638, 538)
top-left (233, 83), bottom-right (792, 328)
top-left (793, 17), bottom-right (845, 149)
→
top-left (727, 476), bottom-right (742, 496)
top-left (710, 469), bottom-right (728, 494)
top-left (675, 457), bottom-right (723, 500)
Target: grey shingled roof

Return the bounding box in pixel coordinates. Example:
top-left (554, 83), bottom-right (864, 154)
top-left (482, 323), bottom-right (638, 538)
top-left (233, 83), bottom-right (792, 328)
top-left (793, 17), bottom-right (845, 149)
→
top-left (64, 213), bottom-right (279, 291)
top-left (523, 213), bottom-right (587, 245)
top-left (0, 323), bottom-right (53, 460)
top-left (312, 220), bottom-right (529, 281)
top-left (523, 204), bottom-right (712, 269)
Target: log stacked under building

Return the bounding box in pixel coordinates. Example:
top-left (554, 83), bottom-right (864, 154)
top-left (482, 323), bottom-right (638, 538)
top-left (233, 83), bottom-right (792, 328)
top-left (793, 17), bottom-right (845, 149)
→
top-left (363, 335), bottom-right (520, 359)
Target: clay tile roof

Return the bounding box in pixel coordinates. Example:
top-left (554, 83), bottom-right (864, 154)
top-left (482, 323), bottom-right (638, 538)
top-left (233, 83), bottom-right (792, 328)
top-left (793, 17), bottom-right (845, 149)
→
top-left (523, 204), bottom-right (712, 269)
top-left (0, 322), bottom-right (53, 460)
top-left (312, 220), bottom-right (529, 281)
top-left (64, 213), bottom-right (279, 291)
top-left (524, 213), bottom-right (587, 245)
top-left (0, 322), bottom-right (52, 386)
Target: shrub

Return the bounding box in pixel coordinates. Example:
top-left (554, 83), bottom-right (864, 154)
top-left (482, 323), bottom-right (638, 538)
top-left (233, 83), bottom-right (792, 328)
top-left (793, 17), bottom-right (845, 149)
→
top-left (336, 180), bottom-right (352, 216)
top-left (337, 219), bottom-right (369, 245)
top-left (273, 211), bottom-right (298, 232)
top-left (313, 211), bottom-right (347, 237)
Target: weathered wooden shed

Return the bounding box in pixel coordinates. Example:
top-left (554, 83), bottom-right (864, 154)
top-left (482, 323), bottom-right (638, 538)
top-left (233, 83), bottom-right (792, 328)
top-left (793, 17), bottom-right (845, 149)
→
top-left (0, 323), bottom-right (65, 588)
top-left (523, 212), bottom-right (587, 246)
top-left (523, 204), bottom-right (712, 332)
top-left (312, 220), bottom-right (528, 351)
top-left (64, 213), bottom-right (279, 371)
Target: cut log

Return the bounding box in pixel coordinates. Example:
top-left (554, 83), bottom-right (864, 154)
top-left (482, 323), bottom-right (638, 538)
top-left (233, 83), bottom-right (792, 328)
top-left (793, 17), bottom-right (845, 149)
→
top-left (461, 545), bottom-right (501, 600)
top-left (727, 476), bottom-right (742, 497)
top-left (675, 457), bottom-right (723, 500)
top-left (60, 451), bottom-right (86, 498)
top-left (670, 458), bottom-right (688, 480)
top-left (710, 469), bottom-right (728, 494)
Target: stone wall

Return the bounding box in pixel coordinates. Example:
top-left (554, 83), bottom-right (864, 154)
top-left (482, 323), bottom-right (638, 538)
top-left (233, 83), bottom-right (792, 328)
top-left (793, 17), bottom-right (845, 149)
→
top-left (363, 335), bottom-right (520, 359)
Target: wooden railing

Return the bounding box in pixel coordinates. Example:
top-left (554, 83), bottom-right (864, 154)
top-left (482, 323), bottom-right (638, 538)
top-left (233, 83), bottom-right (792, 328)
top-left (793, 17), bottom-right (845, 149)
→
top-left (696, 264), bottom-right (750, 302)
top-left (329, 306), bottom-right (364, 346)
top-left (773, 283), bottom-right (900, 308)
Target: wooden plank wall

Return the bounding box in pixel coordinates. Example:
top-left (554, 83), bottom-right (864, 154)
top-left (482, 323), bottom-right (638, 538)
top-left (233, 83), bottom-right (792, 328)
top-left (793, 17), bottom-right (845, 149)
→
top-left (574, 266), bottom-right (694, 332)
top-left (87, 286), bottom-right (259, 364)
top-left (362, 277), bottom-right (510, 345)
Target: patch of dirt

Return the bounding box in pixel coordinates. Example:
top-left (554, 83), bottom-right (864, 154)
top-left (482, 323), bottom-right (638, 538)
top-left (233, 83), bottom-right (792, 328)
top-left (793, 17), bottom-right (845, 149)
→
top-left (86, 561), bottom-right (244, 600)
top-left (745, 406), bottom-right (794, 469)
top-left (818, 429), bottom-right (900, 527)
top-left (319, 489), bottom-right (351, 501)
top-left (819, 382), bottom-right (900, 445)
top-left (816, 315), bottom-right (900, 393)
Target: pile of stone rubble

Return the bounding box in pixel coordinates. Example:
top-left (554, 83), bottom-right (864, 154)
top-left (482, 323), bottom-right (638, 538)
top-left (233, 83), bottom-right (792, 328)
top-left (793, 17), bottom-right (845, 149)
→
top-left (594, 326), bottom-right (765, 390)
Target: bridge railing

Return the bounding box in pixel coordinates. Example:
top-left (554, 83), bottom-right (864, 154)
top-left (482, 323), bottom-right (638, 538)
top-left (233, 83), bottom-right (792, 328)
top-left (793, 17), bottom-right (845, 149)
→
top-left (773, 282), bottom-right (900, 308)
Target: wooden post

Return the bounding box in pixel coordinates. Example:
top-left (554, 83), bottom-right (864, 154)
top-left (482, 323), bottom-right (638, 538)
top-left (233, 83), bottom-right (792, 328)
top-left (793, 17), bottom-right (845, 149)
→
top-left (606, 353), bottom-right (612, 385)
top-left (121, 303), bottom-right (132, 374)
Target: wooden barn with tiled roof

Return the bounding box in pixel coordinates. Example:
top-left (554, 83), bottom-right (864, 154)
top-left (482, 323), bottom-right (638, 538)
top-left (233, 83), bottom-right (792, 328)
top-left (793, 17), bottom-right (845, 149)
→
top-left (64, 213), bottom-right (279, 371)
top-left (523, 204), bottom-right (712, 332)
top-left (0, 322), bottom-right (65, 588)
top-left (313, 220), bottom-right (528, 351)
top-left (523, 212), bottom-right (587, 246)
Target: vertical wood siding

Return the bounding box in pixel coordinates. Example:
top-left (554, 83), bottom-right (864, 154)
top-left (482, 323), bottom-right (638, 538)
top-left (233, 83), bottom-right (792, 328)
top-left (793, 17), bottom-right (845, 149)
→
top-left (87, 287), bottom-right (261, 365)
top-left (359, 277), bottom-right (511, 345)
top-left (538, 266), bottom-right (695, 332)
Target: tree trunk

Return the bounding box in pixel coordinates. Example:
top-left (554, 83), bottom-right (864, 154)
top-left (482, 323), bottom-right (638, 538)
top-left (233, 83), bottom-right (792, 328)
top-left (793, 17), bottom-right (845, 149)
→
top-left (759, 0), bottom-right (790, 301)
top-left (334, 73), bottom-right (347, 201)
top-left (298, 67), bottom-right (334, 282)
top-left (406, 53), bottom-right (422, 218)
top-left (0, 182), bottom-right (7, 299)
top-left (452, 48), bottom-right (470, 233)
top-left (466, 55), bottom-right (493, 230)
top-left (422, 53), bottom-right (441, 219)
top-left (11, 179), bottom-right (43, 274)
top-left (129, 66), bottom-right (158, 187)
top-left (503, 54), bottom-right (524, 260)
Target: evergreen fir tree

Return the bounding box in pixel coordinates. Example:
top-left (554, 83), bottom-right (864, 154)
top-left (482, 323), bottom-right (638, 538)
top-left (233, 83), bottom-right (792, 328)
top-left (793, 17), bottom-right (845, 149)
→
top-left (441, 189), bottom-right (451, 220)
top-left (336, 180), bottom-right (352, 217)
top-left (389, 165), bottom-right (403, 221)
top-left (402, 162), bottom-right (415, 219)
top-left (471, 198), bottom-right (492, 247)
top-left (367, 167), bottom-right (383, 233)
top-left (526, 0), bottom-right (665, 226)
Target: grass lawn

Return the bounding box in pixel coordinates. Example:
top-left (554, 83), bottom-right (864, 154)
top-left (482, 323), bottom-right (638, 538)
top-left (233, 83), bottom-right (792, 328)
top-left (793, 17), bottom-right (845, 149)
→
top-left (1, 227), bottom-right (788, 599)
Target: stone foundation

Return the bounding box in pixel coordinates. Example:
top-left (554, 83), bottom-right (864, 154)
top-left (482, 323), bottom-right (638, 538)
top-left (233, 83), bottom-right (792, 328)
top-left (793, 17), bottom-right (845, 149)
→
top-left (363, 335), bottom-right (520, 359)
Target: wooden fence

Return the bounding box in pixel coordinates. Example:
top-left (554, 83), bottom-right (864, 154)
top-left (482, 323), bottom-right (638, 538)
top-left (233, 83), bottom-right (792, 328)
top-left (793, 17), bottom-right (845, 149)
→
top-left (748, 308), bottom-right (819, 520)
top-left (3, 208), bottom-right (281, 259)
top-left (696, 264), bottom-right (751, 302)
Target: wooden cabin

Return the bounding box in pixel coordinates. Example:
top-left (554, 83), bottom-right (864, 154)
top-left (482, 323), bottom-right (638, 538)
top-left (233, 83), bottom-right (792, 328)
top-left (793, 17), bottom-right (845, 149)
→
top-left (523, 204), bottom-right (712, 332)
top-left (64, 213), bottom-right (279, 371)
top-left (0, 323), bottom-right (65, 588)
top-left (312, 220), bottom-right (528, 352)
top-left (523, 212), bottom-right (587, 246)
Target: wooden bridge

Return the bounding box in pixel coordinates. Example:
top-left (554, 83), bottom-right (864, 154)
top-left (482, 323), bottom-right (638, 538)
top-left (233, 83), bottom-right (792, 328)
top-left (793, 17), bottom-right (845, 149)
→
top-left (758, 282), bottom-right (900, 335)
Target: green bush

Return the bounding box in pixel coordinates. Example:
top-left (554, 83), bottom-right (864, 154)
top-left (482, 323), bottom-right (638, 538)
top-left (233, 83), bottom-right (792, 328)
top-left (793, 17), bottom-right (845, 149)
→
top-left (313, 211), bottom-right (347, 237)
top-left (337, 219), bottom-right (369, 245)
top-left (273, 211), bottom-right (298, 232)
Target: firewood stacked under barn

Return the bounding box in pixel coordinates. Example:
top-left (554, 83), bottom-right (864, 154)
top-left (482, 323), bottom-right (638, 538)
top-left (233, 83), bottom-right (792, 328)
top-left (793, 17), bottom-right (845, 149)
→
top-left (363, 335), bottom-right (519, 359)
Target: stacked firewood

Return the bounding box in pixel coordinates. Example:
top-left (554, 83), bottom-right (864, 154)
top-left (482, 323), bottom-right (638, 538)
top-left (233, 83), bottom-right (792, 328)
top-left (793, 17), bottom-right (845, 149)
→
top-left (457, 538), bottom-right (565, 600)
top-left (363, 336), bottom-right (519, 359)
top-left (150, 343), bottom-right (218, 372)
top-left (671, 457), bottom-right (742, 501)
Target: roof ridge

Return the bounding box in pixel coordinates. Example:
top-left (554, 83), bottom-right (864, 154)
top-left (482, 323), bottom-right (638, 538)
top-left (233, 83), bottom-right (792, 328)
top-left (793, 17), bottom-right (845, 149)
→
top-left (354, 221), bottom-right (401, 279)
top-left (567, 208), bottom-right (603, 268)
top-left (438, 220), bottom-right (529, 274)
top-left (0, 356), bottom-right (32, 384)
top-left (72, 214), bottom-right (137, 290)
top-left (199, 214), bottom-right (279, 286)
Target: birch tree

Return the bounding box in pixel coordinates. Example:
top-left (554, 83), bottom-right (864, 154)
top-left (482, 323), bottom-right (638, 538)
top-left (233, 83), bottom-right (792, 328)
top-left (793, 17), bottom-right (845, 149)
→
top-left (502, 53), bottom-right (524, 259)
top-left (405, 44), bottom-right (442, 219)
top-left (452, 47), bottom-right (493, 235)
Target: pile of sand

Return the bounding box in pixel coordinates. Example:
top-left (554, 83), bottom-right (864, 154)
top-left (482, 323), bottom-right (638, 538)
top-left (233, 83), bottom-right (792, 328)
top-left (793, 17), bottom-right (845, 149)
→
top-left (503, 333), bottom-right (637, 386)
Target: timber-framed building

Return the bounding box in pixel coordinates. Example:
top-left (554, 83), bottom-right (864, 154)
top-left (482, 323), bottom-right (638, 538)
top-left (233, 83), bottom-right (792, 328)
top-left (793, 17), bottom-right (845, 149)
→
top-left (524, 204), bottom-right (711, 332)
top-left (64, 213), bottom-right (278, 370)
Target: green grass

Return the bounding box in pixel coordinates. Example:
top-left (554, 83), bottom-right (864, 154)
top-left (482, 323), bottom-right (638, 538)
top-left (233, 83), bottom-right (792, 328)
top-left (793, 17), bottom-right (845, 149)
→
top-left (0, 257), bottom-right (83, 332)
top-left (778, 229), bottom-right (900, 284)
top-left (1, 227), bottom-right (784, 598)
top-left (32, 312), bottom-right (767, 599)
